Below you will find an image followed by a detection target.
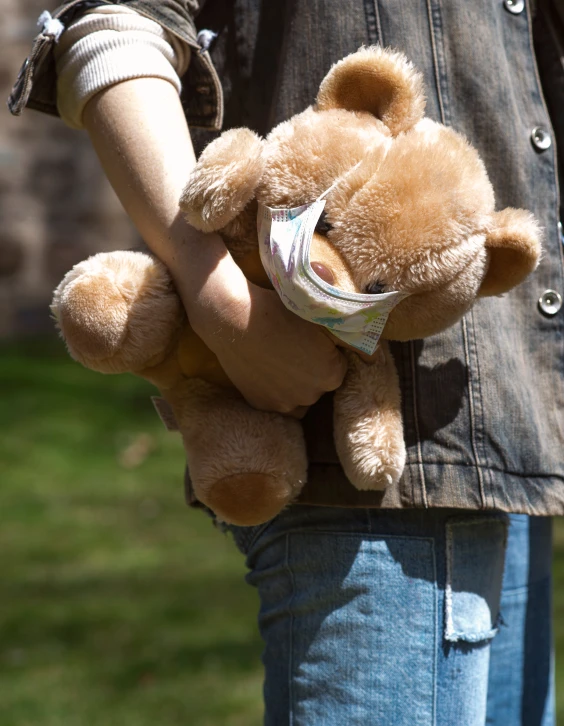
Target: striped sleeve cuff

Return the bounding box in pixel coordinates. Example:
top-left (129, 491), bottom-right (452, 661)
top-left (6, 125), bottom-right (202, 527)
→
top-left (55, 7), bottom-right (191, 129)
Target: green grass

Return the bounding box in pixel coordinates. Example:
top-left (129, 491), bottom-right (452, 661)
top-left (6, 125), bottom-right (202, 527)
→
top-left (1, 338), bottom-right (563, 724)
top-left (0, 339), bottom-right (263, 726)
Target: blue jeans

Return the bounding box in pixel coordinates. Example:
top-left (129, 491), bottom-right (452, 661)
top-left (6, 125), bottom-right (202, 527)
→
top-left (229, 508), bottom-right (554, 725)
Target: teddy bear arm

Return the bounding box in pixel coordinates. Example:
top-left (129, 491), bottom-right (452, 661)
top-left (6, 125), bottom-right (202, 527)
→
top-left (180, 128), bottom-right (265, 233)
top-left (334, 343), bottom-right (406, 491)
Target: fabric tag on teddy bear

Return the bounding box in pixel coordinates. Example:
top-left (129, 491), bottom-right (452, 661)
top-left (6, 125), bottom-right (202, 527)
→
top-left (151, 396), bottom-right (179, 432)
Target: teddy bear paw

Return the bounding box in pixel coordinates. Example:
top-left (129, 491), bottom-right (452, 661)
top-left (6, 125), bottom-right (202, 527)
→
top-left (340, 437), bottom-right (406, 492)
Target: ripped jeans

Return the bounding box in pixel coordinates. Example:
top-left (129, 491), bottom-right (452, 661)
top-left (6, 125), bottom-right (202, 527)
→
top-left (228, 508), bottom-right (554, 726)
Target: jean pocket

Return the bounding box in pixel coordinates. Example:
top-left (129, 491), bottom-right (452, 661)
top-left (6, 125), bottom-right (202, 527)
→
top-left (445, 515), bottom-right (508, 643)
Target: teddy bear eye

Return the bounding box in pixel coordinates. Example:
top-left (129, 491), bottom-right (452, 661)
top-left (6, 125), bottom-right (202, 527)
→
top-left (315, 211), bottom-right (333, 236)
top-left (365, 281), bottom-right (386, 294)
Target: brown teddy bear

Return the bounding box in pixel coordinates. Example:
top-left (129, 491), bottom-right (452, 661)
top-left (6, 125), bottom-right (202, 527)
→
top-left (52, 47), bottom-right (541, 527)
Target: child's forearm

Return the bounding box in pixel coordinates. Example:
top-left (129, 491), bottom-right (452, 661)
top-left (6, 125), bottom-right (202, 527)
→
top-left (82, 77), bottom-right (251, 325)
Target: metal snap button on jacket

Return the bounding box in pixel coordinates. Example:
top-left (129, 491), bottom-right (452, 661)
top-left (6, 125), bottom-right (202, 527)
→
top-left (531, 126), bottom-right (552, 151)
top-left (538, 290), bottom-right (562, 316)
top-left (504, 0), bottom-right (525, 13)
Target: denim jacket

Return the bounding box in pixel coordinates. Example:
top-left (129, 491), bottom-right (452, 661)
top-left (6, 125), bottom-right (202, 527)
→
top-left (10, 0), bottom-right (564, 515)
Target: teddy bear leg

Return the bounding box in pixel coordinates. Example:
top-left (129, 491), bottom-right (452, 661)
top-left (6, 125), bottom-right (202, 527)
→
top-left (333, 344), bottom-right (406, 491)
top-left (165, 379), bottom-right (308, 526)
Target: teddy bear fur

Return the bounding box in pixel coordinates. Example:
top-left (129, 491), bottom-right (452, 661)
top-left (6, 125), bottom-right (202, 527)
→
top-left (52, 47), bottom-right (541, 526)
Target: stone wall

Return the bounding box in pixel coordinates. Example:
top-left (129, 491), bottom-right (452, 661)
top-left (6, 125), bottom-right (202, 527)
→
top-left (1, 1), bottom-right (138, 338)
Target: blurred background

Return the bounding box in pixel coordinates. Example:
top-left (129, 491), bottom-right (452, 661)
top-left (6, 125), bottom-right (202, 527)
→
top-left (1, 3), bottom-right (563, 725)
top-left (2, 4), bottom-right (262, 724)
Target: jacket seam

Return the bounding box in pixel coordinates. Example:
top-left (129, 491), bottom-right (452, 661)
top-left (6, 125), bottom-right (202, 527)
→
top-left (469, 308), bottom-right (493, 504)
top-left (425, 0), bottom-right (450, 126)
top-left (363, 0), bottom-right (383, 46)
top-left (524, 0), bottom-right (564, 282)
top-left (373, 0), bottom-right (383, 46)
top-left (409, 340), bottom-right (427, 506)
top-left (461, 316), bottom-right (487, 508)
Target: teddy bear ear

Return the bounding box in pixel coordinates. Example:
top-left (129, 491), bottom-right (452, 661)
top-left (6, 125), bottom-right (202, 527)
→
top-left (479, 208), bottom-right (542, 297)
top-left (180, 128), bottom-right (265, 232)
top-left (316, 46), bottom-right (426, 136)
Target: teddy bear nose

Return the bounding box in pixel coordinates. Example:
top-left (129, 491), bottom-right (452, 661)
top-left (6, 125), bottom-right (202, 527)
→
top-left (310, 261), bottom-right (335, 285)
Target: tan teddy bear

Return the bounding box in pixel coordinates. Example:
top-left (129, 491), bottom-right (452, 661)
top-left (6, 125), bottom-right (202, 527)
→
top-left (52, 47), bottom-right (541, 527)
